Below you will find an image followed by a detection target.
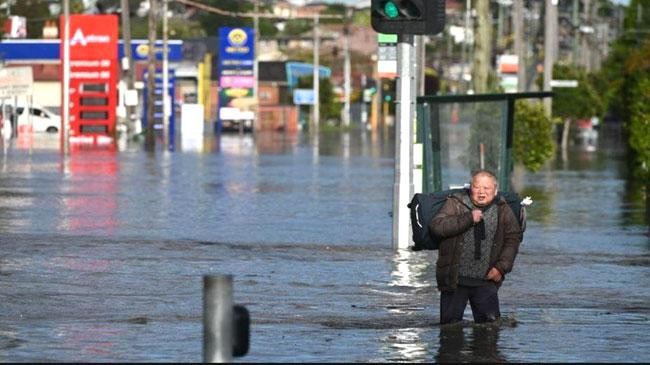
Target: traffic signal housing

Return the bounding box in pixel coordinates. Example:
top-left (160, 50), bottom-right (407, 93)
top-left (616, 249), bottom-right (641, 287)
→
top-left (371, 0), bottom-right (445, 35)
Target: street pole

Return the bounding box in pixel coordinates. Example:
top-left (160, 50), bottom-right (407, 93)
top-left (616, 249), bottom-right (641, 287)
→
top-left (312, 13), bottom-right (320, 135)
top-left (253, 0), bottom-right (259, 133)
top-left (120, 0), bottom-right (136, 137)
top-left (514, 0), bottom-right (525, 91)
top-left (572, 0), bottom-right (579, 64)
top-left (342, 7), bottom-right (351, 128)
top-left (460, 0), bottom-right (470, 93)
top-left (162, 0), bottom-right (169, 151)
top-left (543, 0), bottom-right (557, 116)
top-left (203, 275), bottom-right (233, 363)
top-left (62, 0), bottom-right (70, 154)
top-left (392, 34), bottom-right (415, 250)
top-left (145, 0), bottom-right (157, 150)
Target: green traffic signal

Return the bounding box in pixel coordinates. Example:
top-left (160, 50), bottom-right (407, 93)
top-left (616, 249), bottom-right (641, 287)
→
top-left (383, 1), bottom-right (399, 19)
top-left (370, 0), bottom-right (446, 35)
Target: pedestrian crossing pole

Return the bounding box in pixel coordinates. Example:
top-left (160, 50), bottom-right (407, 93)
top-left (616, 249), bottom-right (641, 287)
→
top-left (392, 34), bottom-right (416, 250)
top-left (371, 0), bottom-right (445, 250)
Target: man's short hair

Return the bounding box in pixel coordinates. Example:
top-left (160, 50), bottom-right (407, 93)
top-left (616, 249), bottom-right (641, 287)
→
top-left (471, 169), bottom-right (498, 187)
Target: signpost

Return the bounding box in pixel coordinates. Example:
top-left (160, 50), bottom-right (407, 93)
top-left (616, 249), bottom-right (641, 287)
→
top-left (218, 27), bottom-right (255, 132)
top-left (377, 33), bottom-right (397, 79)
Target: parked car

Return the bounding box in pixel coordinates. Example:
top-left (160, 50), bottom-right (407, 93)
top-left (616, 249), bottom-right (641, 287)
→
top-left (15, 105), bottom-right (61, 133)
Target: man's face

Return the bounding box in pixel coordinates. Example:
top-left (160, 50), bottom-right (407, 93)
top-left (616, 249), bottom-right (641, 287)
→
top-left (470, 174), bottom-right (497, 207)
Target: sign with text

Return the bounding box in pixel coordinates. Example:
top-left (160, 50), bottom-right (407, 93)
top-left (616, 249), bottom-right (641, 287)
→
top-left (0, 66), bottom-right (33, 98)
top-left (60, 14), bottom-right (118, 137)
top-left (218, 27), bottom-right (255, 127)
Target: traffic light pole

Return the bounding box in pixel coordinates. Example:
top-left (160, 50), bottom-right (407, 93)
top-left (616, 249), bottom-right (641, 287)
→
top-left (392, 34), bottom-right (415, 250)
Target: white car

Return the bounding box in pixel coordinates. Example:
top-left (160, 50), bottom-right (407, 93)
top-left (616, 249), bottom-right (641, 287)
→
top-left (15, 105), bottom-right (61, 133)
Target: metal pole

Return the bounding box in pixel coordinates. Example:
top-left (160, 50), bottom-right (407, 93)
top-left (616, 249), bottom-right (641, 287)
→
top-left (312, 13), bottom-right (320, 134)
top-left (513, 0), bottom-right (525, 92)
top-left (120, 0), bottom-right (136, 137)
top-left (572, 0), bottom-right (579, 64)
top-left (62, 0), bottom-right (70, 154)
top-left (203, 275), bottom-right (233, 363)
top-left (162, 0), bottom-right (169, 150)
top-left (392, 34), bottom-right (415, 250)
top-left (543, 0), bottom-right (557, 116)
top-left (253, 0), bottom-right (259, 133)
top-left (460, 0), bottom-right (470, 93)
top-left (145, 0), bottom-right (157, 150)
top-left (342, 8), bottom-right (351, 128)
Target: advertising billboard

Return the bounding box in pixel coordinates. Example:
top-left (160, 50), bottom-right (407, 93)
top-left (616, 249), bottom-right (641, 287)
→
top-left (218, 27), bottom-right (255, 130)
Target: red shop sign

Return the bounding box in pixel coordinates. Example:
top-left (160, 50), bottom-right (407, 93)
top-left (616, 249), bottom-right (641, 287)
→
top-left (60, 14), bottom-right (118, 60)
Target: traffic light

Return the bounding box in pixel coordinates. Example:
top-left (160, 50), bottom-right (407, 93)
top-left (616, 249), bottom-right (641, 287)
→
top-left (371, 0), bottom-right (445, 35)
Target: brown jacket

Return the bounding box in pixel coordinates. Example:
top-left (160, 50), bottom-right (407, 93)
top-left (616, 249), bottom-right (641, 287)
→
top-left (430, 192), bottom-right (523, 292)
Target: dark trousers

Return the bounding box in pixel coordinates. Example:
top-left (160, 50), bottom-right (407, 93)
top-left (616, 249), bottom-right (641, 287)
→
top-left (440, 283), bottom-right (500, 324)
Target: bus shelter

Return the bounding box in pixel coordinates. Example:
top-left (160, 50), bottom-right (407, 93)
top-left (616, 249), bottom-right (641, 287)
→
top-left (416, 92), bottom-right (552, 193)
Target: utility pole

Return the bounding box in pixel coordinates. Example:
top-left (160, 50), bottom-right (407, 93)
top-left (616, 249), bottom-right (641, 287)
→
top-left (543, 0), bottom-right (558, 116)
top-left (513, 0), bottom-right (525, 91)
top-left (145, 0), bottom-right (158, 150)
top-left (415, 35), bottom-right (425, 96)
top-left (581, 0), bottom-right (592, 71)
top-left (473, 0), bottom-right (490, 93)
top-left (62, 0), bottom-right (70, 154)
top-left (342, 7), bottom-right (351, 128)
top-left (312, 13), bottom-right (320, 135)
top-left (392, 34), bottom-right (415, 250)
top-left (120, 0), bottom-right (136, 137)
top-left (460, 0), bottom-right (471, 93)
top-left (253, 0), bottom-right (259, 133)
top-left (162, 0), bottom-right (169, 150)
top-left (572, 0), bottom-right (579, 64)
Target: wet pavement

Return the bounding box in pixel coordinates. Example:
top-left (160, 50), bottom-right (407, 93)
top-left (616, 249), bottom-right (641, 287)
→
top-left (0, 128), bottom-right (648, 362)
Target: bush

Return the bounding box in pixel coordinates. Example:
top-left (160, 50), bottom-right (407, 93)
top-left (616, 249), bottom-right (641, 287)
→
top-left (514, 100), bottom-right (556, 172)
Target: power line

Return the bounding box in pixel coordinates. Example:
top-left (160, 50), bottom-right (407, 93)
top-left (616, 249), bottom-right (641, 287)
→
top-left (173, 0), bottom-right (344, 20)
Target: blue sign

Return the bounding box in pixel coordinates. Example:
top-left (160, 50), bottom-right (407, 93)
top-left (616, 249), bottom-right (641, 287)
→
top-left (293, 89), bottom-right (315, 105)
top-left (0, 39), bottom-right (183, 61)
top-left (285, 62), bottom-right (331, 88)
top-left (218, 27), bottom-right (254, 67)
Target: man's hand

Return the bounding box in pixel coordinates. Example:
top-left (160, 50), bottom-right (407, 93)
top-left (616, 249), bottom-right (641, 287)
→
top-left (472, 209), bottom-right (483, 223)
top-left (486, 267), bottom-right (502, 282)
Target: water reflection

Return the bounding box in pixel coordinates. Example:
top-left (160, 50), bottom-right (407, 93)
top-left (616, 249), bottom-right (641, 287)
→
top-left (436, 323), bottom-right (505, 363)
top-left (381, 250), bottom-right (435, 361)
top-left (59, 142), bottom-right (118, 233)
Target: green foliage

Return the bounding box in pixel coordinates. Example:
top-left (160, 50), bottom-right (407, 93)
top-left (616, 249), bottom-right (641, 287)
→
top-left (297, 76), bottom-right (342, 123)
top-left (352, 10), bottom-right (370, 26)
top-left (627, 75), bottom-right (650, 177)
top-left (598, 0), bottom-right (650, 177)
top-left (283, 19), bottom-right (313, 36)
top-left (552, 63), bottom-right (604, 120)
top-left (165, 17), bottom-right (206, 39)
top-left (196, 0), bottom-right (253, 35)
top-left (11, 0), bottom-right (52, 38)
top-left (514, 100), bottom-right (556, 172)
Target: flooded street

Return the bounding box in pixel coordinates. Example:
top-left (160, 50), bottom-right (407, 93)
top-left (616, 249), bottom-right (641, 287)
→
top-left (0, 128), bottom-right (648, 362)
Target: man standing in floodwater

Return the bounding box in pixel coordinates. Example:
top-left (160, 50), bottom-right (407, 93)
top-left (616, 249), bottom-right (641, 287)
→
top-left (430, 169), bottom-right (523, 324)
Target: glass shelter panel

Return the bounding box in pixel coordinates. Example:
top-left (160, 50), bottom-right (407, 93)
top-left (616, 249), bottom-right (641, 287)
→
top-left (428, 101), bottom-right (508, 190)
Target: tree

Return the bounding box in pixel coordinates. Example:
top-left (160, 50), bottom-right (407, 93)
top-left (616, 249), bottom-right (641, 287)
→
top-left (598, 0), bottom-right (650, 172)
top-left (11, 0), bottom-right (52, 38)
top-left (297, 75), bottom-right (341, 124)
top-left (552, 64), bottom-right (604, 120)
top-left (514, 100), bottom-right (556, 172)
